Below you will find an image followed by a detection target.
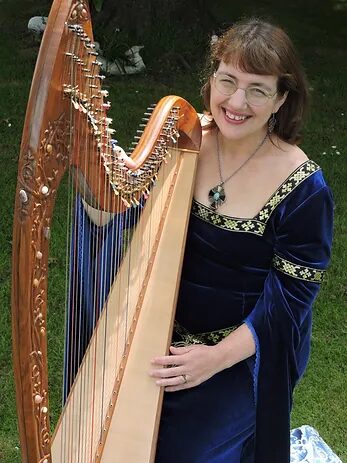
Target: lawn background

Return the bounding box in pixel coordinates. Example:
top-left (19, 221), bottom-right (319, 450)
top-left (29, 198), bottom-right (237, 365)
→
top-left (0, 1), bottom-right (346, 462)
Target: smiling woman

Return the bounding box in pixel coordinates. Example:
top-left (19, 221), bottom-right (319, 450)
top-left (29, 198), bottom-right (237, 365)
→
top-left (201, 18), bottom-right (309, 145)
top-left (149, 18), bottom-right (334, 463)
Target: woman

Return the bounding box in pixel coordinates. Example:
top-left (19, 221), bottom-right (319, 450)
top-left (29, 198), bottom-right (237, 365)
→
top-left (150, 18), bottom-right (334, 462)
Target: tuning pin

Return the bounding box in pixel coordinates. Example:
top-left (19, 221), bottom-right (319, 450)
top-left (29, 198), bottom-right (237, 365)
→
top-left (72, 99), bottom-right (80, 110)
top-left (121, 197), bottom-right (131, 208)
top-left (131, 198), bottom-right (140, 207)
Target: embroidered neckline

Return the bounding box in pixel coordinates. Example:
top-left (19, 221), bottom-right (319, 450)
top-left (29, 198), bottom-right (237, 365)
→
top-left (192, 159), bottom-right (320, 235)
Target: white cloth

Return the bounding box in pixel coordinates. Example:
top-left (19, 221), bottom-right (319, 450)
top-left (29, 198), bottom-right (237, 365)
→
top-left (290, 426), bottom-right (342, 463)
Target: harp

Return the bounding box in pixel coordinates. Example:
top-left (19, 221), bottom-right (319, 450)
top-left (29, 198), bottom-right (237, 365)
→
top-left (11, 1), bottom-right (201, 462)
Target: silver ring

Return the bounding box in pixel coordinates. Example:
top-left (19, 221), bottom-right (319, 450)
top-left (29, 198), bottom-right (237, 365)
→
top-left (181, 374), bottom-right (188, 384)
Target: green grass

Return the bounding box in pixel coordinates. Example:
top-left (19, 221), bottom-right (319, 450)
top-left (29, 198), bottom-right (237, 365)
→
top-left (1, 1), bottom-right (346, 462)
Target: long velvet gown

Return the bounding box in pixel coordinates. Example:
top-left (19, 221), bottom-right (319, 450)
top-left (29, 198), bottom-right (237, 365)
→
top-left (155, 160), bottom-right (334, 462)
top-left (65, 159), bottom-right (333, 462)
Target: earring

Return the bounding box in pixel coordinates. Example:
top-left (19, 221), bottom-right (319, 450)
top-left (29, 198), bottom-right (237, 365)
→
top-left (268, 113), bottom-right (276, 133)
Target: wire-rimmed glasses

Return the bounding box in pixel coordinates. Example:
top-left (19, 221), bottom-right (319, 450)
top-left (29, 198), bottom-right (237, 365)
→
top-left (213, 72), bottom-right (277, 106)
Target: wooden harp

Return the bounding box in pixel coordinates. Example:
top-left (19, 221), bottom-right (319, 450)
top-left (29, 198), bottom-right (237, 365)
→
top-left (11, 1), bottom-right (201, 462)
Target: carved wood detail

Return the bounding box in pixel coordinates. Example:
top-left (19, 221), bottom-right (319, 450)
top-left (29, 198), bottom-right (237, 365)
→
top-left (18, 115), bottom-right (69, 221)
top-left (29, 114), bottom-right (69, 460)
top-left (13, 113), bottom-right (69, 463)
top-left (70, 0), bottom-right (90, 22)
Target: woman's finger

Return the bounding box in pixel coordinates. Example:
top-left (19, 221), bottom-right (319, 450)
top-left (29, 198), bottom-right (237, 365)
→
top-left (165, 384), bottom-right (191, 392)
top-left (151, 343), bottom-right (200, 366)
top-left (155, 374), bottom-right (191, 388)
top-left (149, 366), bottom-right (183, 379)
top-left (169, 345), bottom-right (196, 354)
top-left (151, 354), bottom-right (184, 367)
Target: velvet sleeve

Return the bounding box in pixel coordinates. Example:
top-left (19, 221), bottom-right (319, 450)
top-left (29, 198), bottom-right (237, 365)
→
top-left (244, 184), bottom-right (334, 463)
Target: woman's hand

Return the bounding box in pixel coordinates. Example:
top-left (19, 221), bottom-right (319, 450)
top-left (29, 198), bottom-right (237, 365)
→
top-left (149, 344), bottom-right (223, 392)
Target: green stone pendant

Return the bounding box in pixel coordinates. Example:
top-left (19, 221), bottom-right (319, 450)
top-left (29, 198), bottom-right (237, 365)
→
top-left (208, 183), bottom-right (226, 210)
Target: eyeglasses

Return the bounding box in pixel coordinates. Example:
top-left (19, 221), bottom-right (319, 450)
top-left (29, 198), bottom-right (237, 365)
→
top-left (213, 72), bottom-right (277, 106)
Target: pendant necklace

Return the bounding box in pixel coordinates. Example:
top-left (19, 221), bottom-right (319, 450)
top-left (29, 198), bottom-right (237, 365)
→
top-left (208, 131), bottom-right (268, 210)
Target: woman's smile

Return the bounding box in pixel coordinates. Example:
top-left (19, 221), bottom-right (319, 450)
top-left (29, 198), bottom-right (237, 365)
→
top-left (222, 108), bottom-right (252, 124)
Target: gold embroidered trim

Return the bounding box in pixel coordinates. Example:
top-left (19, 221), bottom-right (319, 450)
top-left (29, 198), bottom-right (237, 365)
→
top-left (192, 160), bottom-right (320, 236)
top-left (253, 160), bottom-right (319, 222)
top-left (191, 201), bottom-right (265, 235)
top-left (173, 321), bottom-right (238, 346)
top-left (272, 254), bottom-right (325, 283)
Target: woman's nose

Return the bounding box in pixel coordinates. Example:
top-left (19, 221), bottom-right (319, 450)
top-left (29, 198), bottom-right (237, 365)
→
top-left (228, 88), bottom-right (248, 108)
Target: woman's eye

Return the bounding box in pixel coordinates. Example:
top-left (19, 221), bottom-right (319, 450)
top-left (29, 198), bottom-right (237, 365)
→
top-left (221, 79), bottom-right (236, 87)
top-left (249, 87), bottom-right (267, 96)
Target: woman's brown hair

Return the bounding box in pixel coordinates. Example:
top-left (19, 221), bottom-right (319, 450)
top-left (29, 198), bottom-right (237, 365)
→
top-left (201, 18), bottom-right (310, 144)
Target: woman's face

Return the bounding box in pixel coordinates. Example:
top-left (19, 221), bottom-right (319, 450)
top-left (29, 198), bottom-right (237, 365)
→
top-left (210, 61), bottom-right (287, 142)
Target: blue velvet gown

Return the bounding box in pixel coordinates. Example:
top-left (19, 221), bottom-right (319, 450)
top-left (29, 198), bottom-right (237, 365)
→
top-left (155, 160), bottom-right (334, 462)
top-left (65, 160), bottom-right (333, 462)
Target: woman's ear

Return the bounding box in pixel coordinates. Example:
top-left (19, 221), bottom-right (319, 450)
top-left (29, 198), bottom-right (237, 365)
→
top-left (274, 91), bottom-right (288, 113)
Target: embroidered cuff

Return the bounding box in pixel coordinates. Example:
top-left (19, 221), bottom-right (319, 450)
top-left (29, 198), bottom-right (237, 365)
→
top-left (272, 254), bottom-right (325, 283)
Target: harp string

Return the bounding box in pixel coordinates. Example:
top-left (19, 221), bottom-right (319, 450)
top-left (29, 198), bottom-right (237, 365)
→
top-left (70, 30), bottom-right (79, 463)
top-left (92, 77), bottom-right (108, 453)
top-left (73, 25), bottom-right (84, 463)
top-left (78, 27), bottom-right (89, 463)
top-left (80, 29), bottom-right (91, 463)
top-left (64, 26), bottom-right (78, 463)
